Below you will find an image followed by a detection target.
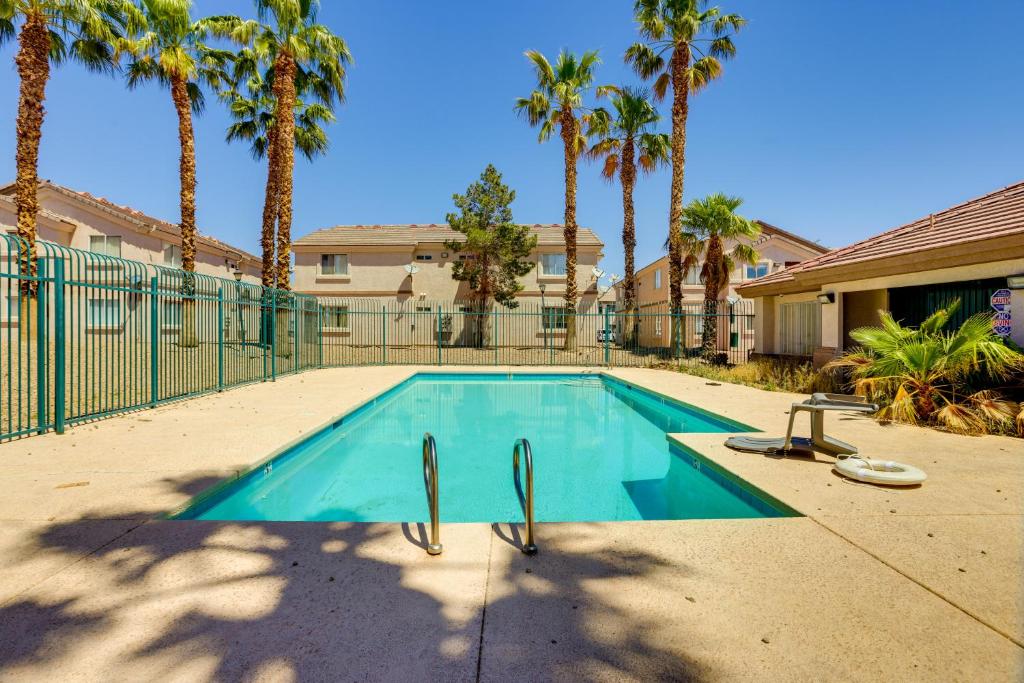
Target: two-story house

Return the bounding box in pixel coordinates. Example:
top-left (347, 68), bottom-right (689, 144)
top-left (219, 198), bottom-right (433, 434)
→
top-left (625, 221), bottom-right (828, 351)
top-left (292, 223), bottom-right (604, 346)
top-left (0, 181), bottom-right (261, 337)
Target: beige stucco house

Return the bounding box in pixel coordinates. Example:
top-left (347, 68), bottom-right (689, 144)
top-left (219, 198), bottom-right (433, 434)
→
top-left (291, 223), bottom-right (605, 347)
top-left (1, 181), bottom-right (261, 338)
top-left (625, 221), bottom-right (829, 350)
top-left (0, 181), bottom-right (261, 282)
top-left (293, 223), bottom-right (604, 305)
top-left (737, 181), bottom-right (1024, 365)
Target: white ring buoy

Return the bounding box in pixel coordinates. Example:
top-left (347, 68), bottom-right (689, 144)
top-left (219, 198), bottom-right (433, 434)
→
top-left (833, 457), bottom-right (926, 486)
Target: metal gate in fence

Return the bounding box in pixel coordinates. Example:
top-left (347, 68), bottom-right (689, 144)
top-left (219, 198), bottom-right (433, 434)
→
top-left (2, 234), bottom-right (755, 441)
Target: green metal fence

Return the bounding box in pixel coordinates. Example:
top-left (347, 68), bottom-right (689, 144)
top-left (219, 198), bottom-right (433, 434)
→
top-left (1, 235), bottom-right (754, 442)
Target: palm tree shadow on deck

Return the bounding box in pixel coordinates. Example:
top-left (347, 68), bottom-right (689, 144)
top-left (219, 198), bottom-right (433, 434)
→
top-left (0, 473), bottom-right (712, 681)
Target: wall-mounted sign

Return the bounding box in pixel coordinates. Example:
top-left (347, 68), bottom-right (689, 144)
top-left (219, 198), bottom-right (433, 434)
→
top-left (991, 288), bottom-right (1012, 337)
top-left (990, 288), bottom-right (1011, 313)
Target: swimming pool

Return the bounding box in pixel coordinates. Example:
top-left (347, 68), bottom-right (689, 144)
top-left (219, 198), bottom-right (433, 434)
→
top-left (175, 373), bottom-right (796, 522)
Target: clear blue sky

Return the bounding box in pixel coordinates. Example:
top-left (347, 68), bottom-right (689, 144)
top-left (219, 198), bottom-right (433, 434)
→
top-left (1, 1), bottom-right (1022, 275)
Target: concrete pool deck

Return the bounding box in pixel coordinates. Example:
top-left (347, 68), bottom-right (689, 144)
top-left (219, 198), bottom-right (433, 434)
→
top-left (0, 366), bottom-right (1020, 680)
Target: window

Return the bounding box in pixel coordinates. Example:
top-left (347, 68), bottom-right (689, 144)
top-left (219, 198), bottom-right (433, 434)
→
top-left (654, 269), bottom-right (662, 289)
top-left (89, 235), bottom-right (121, 258)
top-left (87, 299), bottom-right (121, 327)
top-left (164, 245), bottom-right (182, 268)
top-left (161, 300), bottom-right (182, 328)
top-left (684, 268), bottom-right (700, 285)
top-left (694, 316), bottom-right (704, 334)
top-left (325, 305), bottom-right (349, 329)
top-left (542, 306), bottom-right (568, 330)
top-left (540, 253), bottom-right (566, 276)
top-left (415, 305), bottom-right (432, 313)
top-left (415, 254), bottom-right (433, 261)
top-left (458, 254), bottom-right (476, 261)
top-left (320, 254), bottom-right (348, 275)
top-left (779, 301), bottom-right (821, 355)
top-left (745, 262), bottom-right (770, 280)
top-left (3, 294), bottom-right (20, 321)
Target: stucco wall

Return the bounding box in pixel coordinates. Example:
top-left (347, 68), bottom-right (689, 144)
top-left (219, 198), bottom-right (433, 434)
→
top-left (752, 256), bottom-right (1024, 356)
top-left (293, 243), bottom-right (603, 309)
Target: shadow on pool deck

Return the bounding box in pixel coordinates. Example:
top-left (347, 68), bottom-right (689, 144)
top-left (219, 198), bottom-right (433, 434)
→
top-left (0, 474), bottom-right (706, 682)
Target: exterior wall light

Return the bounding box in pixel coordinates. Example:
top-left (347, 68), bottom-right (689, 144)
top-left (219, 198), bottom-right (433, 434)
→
top-left (1007, 274), bottom-right (1024, 290)
top-left (816, 291), bottom-right (836, 304)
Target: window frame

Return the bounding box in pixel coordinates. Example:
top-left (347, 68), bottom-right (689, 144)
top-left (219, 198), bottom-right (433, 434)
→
top-left (320, 253), bottom-right (349, 276)
top-left (164, 244), bottom-right (182, 268)
top-left (324, 305), bottom-right (350, 329)
top-left (541, 305), bottom-right (568, 330)
top-left (86, 297), bottom-right (122, 329)
top-left (539, 253), bottom-right (567, 277)
top-left (89, 235), bottom-right (122, 259)
top-left (745, 261), bottom-right (770, 281)
top-left (654, 269), bottom-right (662, 289)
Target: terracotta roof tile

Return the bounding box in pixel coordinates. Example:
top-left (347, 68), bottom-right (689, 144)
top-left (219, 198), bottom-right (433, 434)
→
top-left (0, 180), bottom-right (261, 262)
top-left (293, 223), bottom-right (604, 248)
top-left (739, 180), bottom-right (1024, 291)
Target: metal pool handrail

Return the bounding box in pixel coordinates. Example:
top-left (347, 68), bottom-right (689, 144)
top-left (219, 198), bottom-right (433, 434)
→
top-left (513, 438), bottom-right (538, 555)
top-left (422, 433), bottom-right (442, 555)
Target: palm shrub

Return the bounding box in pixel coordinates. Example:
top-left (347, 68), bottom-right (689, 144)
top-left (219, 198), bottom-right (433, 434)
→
top-left (828, 302), bottom-right (1024, 436)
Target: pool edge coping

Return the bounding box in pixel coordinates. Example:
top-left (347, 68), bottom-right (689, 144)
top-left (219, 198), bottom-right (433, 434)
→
top-left (166, 369), bottom-right (786, 522)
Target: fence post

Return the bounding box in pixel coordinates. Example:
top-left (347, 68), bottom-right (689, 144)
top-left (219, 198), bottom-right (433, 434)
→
top-left (493, 308), bottom-right (498, 366)
top-left (217, 286), bottom-right (224, 391)
top-left (270, 289), bottom-right (277, 380)
top-left (317, 303), bottom-right (324, 368)
top-left (53, 261), bottom-right (66, 434)
top-left (35, 259), bottom-right (48, 433)
top-left (436, 307), bottom-right (442, 366)
top-left (381, 306), bottom-right (387, 365)
top-left (149, 276), bottom-right (158, 407)
top-left (604, 307), bottom-right (610, 366)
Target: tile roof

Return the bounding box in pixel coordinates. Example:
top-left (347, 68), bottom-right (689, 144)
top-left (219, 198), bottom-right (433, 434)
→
top-left (739, 180), bottom-right (1024, 293)
top-left (293, 224), bottom-right (604, 248)
top-left (0, 180), bottom-right (261, 262)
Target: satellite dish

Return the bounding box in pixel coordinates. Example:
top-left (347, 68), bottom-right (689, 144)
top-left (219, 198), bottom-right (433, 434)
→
top-left (609, 273), bottom-right (621, 283)
top-left (592, 267), bottom-right (605, 279)
top-left (404, 264), bottom-right (420, 275)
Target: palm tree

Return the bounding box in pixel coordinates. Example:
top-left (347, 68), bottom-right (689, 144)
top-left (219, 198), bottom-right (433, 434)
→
top-left (627, 0), bottom-right (745, 353)
top-left (587, 85), bottom-right (669, 345)
top-left (827, 302), bottom-right (1023, 435)
top-left (226, 49), bottom-right (335, 286)
top-left (678, 193), bottom-right (759, 360)
top-left (244, 0), bottom-right (350, 291)
top-left (118, 0), bottom-right (240, 346)
top-left (515, 49), bottom-right (600, 351)
top-left (1, 0), bottom-right (140, 300)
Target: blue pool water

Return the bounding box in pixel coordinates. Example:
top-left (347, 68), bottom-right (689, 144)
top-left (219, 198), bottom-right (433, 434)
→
top-left (177, 373), bottom-right (794, 522)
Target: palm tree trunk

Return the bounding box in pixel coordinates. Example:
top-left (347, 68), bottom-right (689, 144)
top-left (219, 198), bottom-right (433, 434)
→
top-left (273, 52), bottom-right (298, 292)
top-left (620, 137), bottom-right (638, 346)
top-left (701, 237), bottom-right (723, 361)
top-left (259, 119), bottom-right (280, 289)
top-left (667, 45), bottom-right (690, 356)
top-left (13, 10), bottom-right (50, 302)
top-left (271, 52), bottom-right (298, 358)
top-left (559, 107), bottom-right (578, 352)
top-left (170, 74), bottom-right (199, 347)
